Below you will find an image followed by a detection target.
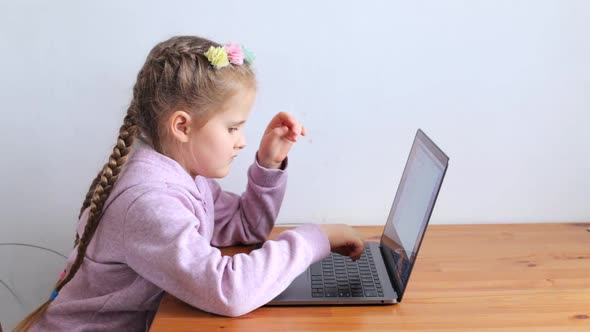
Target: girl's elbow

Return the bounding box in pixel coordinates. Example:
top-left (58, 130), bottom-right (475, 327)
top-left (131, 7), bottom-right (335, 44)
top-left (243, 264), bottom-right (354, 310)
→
top-left (217, 302), bottom-right (256, 317)
top-left (210, 290), bottom-right (259, 317)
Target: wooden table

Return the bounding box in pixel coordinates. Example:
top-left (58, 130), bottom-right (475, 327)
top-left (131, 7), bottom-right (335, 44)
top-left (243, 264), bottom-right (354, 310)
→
top-left (151, 223), bottom-right (590, 331)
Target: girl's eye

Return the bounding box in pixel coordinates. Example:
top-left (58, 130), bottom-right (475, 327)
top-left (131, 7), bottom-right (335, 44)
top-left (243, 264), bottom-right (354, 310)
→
top-left (228, 128), bottom-right (238, 133)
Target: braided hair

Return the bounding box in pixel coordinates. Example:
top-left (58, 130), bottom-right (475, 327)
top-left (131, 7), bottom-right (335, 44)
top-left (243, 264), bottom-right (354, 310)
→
top-left (15, 36), bottom-right (255, 331)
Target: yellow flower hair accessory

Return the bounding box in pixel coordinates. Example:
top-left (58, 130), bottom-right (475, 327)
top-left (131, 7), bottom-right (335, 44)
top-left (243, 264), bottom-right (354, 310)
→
top-left (204, 46), bottom-right (230, 69)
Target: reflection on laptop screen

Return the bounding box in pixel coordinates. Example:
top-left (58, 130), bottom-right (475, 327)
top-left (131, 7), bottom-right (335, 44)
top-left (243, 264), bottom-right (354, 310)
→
top-left (380, 130), bottom-right (448, 300)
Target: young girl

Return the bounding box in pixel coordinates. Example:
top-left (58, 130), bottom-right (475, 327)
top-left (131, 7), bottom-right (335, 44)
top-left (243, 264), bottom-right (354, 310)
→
top-left (16, 36), bottom-right (364, 331)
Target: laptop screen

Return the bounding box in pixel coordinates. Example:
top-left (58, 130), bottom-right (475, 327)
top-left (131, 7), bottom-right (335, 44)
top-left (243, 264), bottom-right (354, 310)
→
top-left (380, 129), bottom-right (449, 301)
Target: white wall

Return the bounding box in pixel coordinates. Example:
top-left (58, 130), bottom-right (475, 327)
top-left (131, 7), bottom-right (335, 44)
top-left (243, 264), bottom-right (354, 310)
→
top-left (1, 0), bottom-right (588, 329)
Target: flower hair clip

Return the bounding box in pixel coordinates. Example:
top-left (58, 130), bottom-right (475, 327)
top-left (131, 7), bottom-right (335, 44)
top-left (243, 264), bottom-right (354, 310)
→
top-left (204, 42), bottom-right (255, 69)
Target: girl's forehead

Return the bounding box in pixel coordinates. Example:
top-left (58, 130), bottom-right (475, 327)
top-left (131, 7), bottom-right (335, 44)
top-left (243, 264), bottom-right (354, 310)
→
top-left (215, 88), bottom-right (256, 120)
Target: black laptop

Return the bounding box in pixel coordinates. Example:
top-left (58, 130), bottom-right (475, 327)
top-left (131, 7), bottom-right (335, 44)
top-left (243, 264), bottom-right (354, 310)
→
top-left (268, 129), bottom-right (449, 305)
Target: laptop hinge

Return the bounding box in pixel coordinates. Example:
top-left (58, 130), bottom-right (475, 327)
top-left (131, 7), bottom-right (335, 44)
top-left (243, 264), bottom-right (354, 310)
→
top-left (379, 243), bottom-right (401, 301)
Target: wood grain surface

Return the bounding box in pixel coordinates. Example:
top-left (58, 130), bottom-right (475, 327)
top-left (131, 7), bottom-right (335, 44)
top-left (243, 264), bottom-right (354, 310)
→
top-left (151, 223), bottom-right (590, 331)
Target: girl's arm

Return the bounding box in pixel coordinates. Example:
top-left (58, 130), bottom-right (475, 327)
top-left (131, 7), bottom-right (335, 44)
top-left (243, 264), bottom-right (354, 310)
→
top-left (123, 188), bottom-right (330, 317)
top-left (209, 111), bottom-right (304, 247)
top-left (207, 155), bottom-right (288, 247)
top-left (209, 112), bottom-right (306, 246)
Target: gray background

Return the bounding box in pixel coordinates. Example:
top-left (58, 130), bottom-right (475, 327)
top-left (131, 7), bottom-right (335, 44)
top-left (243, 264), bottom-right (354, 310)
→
top-left (1, 0), bottom-right (589, 329)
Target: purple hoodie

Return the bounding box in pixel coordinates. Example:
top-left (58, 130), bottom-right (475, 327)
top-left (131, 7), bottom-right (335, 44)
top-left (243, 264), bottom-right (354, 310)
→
top-left (32, 139), bottom-right (330, 331)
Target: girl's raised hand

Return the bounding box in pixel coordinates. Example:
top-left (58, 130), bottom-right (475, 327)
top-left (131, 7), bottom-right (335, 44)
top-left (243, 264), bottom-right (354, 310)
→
top-left (257, 112), bottom-right (306, 169)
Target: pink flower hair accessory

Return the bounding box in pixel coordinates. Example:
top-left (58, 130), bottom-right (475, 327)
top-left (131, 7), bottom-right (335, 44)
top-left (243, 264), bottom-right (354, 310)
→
top-left (204, 41), bottom-right (254, 69)
top-left (223, 42), bottom-right (245, 65)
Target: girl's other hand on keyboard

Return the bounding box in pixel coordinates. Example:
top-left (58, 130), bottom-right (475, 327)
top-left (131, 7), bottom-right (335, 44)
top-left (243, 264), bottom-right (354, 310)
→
top-left (318, 224), bottom-right (365, 261)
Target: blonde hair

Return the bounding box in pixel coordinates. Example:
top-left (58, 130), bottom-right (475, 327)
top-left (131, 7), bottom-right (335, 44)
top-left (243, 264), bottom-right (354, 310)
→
top-left (14, 35), bottom-right (255, 331)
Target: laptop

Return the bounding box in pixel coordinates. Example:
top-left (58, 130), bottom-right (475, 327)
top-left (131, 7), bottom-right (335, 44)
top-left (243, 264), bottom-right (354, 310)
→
top-left (268, 129), bottom-right (449, 305)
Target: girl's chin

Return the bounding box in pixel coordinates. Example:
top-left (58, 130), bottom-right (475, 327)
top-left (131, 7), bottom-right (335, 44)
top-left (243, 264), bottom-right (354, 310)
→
top-left (207, 166), bottom-right (231, 179)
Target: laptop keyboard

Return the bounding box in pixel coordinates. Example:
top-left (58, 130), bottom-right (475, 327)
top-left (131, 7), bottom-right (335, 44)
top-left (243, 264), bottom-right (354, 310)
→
top-left (310, 247), bottom-right (384, 298)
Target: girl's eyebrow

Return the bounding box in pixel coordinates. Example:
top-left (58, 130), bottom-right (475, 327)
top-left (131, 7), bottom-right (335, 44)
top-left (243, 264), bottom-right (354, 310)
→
top-left (230, 120), bottom-right (246, 126)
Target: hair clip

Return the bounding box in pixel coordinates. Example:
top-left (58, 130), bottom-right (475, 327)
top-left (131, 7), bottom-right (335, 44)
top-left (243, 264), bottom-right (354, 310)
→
top-left (204, 42), bottom-right (255, 69)
top-left (50, 290), bottom-right (59, 301)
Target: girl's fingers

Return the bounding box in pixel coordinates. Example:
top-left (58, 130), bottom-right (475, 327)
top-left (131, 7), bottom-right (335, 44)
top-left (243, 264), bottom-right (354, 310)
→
top-left (272, 126), bottom-right (297, 143)
top-left (267, 112), bottom-right (305, 142)
top-left (350, 242), bottom-right (365, 260)
top-left (273, 126), bottom-right (290, 137)
top-left (291, 125), bottom-right (301, 141)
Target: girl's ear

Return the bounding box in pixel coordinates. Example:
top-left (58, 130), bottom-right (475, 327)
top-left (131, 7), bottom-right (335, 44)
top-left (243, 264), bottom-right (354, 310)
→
top-left (168, 110), bottom-right (193, 143)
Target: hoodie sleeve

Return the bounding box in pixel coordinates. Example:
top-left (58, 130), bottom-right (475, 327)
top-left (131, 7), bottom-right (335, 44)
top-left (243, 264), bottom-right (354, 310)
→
top-left (207, 156), bottom-right (288, 247)
top-left (123, 187), bottom-right (330, 317)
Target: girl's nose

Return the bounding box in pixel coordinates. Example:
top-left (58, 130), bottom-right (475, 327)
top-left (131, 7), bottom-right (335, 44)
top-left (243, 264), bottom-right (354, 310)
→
top-left (236, 133), bottom-right (246, 150)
